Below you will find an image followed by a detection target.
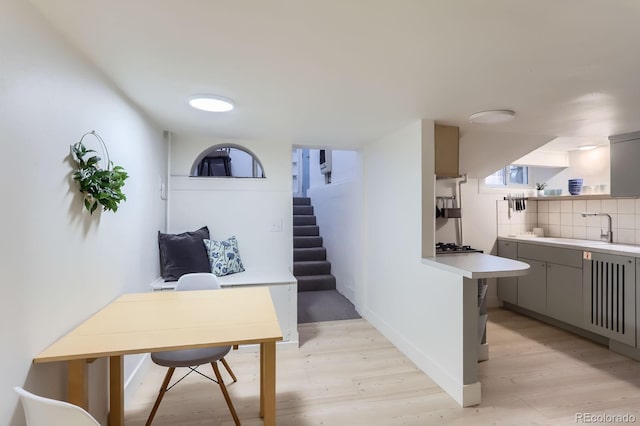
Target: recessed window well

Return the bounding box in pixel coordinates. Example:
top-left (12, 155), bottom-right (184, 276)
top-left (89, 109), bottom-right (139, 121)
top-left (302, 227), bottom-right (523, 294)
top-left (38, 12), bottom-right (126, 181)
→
top-left (191, 144), bottom-right (265, 178)
top-left (188, 95), bottom-right (234, 112)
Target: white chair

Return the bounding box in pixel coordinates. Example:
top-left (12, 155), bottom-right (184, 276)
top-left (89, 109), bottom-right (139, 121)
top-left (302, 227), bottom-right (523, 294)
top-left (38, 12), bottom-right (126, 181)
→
top-left (146, 273), bottom-right (240, 425)
top-left (14, 386), bottom-right (100, 426)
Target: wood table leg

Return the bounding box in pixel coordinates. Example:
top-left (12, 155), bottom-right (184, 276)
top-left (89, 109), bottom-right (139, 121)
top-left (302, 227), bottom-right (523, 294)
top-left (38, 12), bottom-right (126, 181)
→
top-left (260, 343), bottom-right (265, 417)
top-left (260, 341), bottom-right (276, 426)
top-left (109, 355), bottom-right (124, 426)
top-left (67, 359), bottom-right (88, 410)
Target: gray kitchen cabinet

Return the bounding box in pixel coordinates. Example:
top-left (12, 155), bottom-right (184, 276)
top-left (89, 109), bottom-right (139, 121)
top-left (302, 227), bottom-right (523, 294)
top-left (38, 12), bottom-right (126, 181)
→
top-left (517, 258), bottom-right (547, 313)
top-left (547, 263), bottom-right (582, 327)
top-left (609, 131), bottom-right (640, 197)
top-left (515, 242), bottom-right (583, 320)
top-left (583, 252), bottom-right (635, 346)
top-left (497, 240), bottom-right (518, 304)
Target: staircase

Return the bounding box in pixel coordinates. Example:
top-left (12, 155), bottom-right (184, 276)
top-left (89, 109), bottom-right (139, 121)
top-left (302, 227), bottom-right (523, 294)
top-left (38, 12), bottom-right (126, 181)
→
top-left (293, 197), bottom-right (336, 292)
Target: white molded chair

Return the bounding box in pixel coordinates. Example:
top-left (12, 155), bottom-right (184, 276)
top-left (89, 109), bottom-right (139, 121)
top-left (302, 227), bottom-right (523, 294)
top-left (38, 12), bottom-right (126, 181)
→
top-left (146, 272), bottom-right (240, 425)
top-left (14, 386), bottom-right (100, 426)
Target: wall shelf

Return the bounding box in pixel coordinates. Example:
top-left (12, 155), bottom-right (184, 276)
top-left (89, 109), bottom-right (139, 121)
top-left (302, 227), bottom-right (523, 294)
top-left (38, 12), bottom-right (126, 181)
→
top-left (530, 194), bottom-right (638, 201)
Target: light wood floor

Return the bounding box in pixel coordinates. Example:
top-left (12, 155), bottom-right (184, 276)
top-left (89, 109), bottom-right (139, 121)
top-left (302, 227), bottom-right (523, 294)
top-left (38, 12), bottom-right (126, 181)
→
top-left (126, 309), bottom-right (640, 425)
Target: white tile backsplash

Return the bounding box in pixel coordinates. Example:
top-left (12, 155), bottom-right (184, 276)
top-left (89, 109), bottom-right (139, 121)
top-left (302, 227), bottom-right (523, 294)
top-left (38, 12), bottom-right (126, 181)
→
top-left (573, 226), bottom-right (587, 239)
top-left (618, 199), bottom-right (635, 214)
top-left (572, 200), bottom-right (587, 213)
top-left (549, 225), bottom-right (561, 237)
top-left (496, 197), bottom-right (640, 244)
top-left (602, 199), bottom-right (617, 214)
top-left (618, 214), bottom-right (635, 229)
top-left (526, 197), bottom-right (640, 245)
top-left (586, 200), bottom-right (602, 213)
top-left (618, 229), bottom-right (635, 244)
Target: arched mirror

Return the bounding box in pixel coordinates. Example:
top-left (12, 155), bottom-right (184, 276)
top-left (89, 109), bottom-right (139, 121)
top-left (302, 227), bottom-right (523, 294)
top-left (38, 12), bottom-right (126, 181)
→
top-left (190, 144), bottom-right (265, 178)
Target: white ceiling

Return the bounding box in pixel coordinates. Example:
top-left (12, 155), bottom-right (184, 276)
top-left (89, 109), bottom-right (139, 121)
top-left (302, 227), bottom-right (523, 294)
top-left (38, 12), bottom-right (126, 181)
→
top-left (29, 0), bottom-right (640, 151)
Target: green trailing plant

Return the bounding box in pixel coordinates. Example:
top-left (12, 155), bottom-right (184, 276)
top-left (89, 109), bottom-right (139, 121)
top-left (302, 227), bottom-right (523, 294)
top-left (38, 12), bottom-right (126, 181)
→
top-left (70, 131), bottom-right (129, 214)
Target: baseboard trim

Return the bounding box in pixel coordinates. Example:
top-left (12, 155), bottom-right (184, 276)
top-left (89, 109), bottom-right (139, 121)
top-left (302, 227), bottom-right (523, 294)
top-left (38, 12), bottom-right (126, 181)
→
top-left (124, 353), bottom-right (151, 408)
top-left (363, 308), bottom-right (479, 407)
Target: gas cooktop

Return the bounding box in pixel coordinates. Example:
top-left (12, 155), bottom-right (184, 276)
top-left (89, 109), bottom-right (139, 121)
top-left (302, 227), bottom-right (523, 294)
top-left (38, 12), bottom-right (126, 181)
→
top-left (435, 242), bottom-right (483, 254)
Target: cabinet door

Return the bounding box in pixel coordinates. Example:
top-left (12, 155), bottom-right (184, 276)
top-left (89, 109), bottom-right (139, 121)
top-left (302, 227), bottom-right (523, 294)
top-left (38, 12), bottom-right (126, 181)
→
top-left (547, 263), bottom-right (582, 327)
top-left (434, 124), bottom-right (459, 177)
top-left (518, 258), bottom-right (547, 314)
top-left (498, 241), bottom-right (518, 304)
top-left (583, 253), bottom-right (635, 346)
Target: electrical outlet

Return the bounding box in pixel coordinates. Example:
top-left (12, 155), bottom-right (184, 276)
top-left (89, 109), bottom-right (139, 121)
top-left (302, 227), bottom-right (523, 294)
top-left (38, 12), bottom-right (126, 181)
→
top-left (270, 219), bottom-right (283, 232)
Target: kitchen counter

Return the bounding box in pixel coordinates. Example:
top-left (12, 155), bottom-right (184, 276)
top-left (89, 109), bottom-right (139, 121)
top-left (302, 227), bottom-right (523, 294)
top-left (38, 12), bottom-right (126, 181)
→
top-left (422, 252), bottom-right (530, 279)
top-left (498, 235), bottom-right (640, 256)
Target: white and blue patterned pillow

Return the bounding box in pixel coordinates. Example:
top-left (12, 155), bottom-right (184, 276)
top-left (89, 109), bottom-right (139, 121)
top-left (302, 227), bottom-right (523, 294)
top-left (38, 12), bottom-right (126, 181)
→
top-left (203, 236), bottom-right (245, 276)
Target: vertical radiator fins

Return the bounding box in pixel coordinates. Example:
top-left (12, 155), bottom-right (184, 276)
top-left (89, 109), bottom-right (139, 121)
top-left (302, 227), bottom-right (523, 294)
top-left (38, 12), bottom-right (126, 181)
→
top-left (590, 259), bottom-right (625, 335)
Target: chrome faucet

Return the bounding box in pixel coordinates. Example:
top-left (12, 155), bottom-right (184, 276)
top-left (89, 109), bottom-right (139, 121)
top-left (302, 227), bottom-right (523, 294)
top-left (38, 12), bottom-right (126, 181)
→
top-left (581, 212), bottom-right (613, 243)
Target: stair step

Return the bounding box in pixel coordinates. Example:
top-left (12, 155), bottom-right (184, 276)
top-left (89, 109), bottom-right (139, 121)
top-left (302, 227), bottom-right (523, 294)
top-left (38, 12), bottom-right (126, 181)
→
top-left (296, 274), bottom-right (337, 292)
top-left (293, 205), bottom-right (314, 215)
top-left (293, 215), bottom-right (316, 226)
top-left (294, 236), bottom-right (323, 248)
top-left (293, 197), bottom-right (311, 206)
top-left (294, 225), bottom-right (319, 237)
top-left (294, 247), bottom-right (326, 262)
top-left (294, 261), bottom-right (332, 276)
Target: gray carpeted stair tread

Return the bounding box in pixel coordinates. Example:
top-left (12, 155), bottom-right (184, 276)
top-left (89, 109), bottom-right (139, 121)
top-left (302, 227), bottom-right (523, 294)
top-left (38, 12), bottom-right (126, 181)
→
top-left (293, 260), bottom-right (331, 276)
top-left (297, 290), bottom-right (361, 323)
top-left (293, 205), bottom-right (314, 215)
top-left (294, 236), bottom-right (323, 248)
top-left (296, 274), bottom-right (336, 291)
top-left (293, 215), bottom-right (316, 226)
top-left (293, 197), bottom-right (311, 206)
top-left (294, 247), bottom-right (326, 261)
top-left (293, 225), bottom-right (320, 236)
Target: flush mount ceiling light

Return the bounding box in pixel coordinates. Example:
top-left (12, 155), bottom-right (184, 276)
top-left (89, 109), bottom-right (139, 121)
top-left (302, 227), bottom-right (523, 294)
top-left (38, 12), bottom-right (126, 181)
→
top-left (188, 95), bottom-right (234, 112)
top-left (578, 145), bottom-right (597, 151)
top-left (469, 109), bottom-right (515, 124)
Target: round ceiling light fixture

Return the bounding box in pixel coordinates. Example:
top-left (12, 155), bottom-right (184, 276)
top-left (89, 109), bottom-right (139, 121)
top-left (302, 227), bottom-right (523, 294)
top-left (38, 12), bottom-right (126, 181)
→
top-left (188, 95), bottom-right (234, 112)
top-left (578, 145), bottom-right (597, 151)
top-left (469, 109), bottom-right (515, 124)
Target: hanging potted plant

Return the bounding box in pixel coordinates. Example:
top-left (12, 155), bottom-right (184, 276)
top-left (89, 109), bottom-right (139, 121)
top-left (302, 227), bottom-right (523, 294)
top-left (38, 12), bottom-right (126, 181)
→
top-left (70, 131), bottom-right (129, 214)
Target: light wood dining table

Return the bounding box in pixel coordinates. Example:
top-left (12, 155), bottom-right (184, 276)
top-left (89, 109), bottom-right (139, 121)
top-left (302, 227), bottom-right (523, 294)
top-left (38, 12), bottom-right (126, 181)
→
top-left (33, 286), bottom-right (283, 425)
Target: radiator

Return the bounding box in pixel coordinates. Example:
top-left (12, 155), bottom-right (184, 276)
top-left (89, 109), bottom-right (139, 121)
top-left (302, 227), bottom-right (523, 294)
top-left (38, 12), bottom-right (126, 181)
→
top-left (584, 253), bottom-right (635, 346)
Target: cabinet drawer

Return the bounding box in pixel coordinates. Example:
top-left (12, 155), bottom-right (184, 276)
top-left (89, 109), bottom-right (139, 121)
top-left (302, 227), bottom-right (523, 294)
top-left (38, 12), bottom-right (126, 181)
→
top-left (498, 240), bottom-right (517, 259)
top-left (518, 243), bottom-right (582, 268)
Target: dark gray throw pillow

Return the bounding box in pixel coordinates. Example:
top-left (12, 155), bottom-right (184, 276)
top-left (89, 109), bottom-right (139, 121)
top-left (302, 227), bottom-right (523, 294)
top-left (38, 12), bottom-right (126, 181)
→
top-left (158, 226), bottom-right (211, 281)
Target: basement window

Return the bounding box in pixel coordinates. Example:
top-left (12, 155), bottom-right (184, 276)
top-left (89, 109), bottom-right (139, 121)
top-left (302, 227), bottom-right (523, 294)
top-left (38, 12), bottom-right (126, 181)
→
top-left (485, 165), bottom-right (529, 187)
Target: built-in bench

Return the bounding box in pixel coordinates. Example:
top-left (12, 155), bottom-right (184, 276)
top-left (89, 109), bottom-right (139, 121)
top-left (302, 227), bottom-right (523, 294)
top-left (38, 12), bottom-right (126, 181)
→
top-left (150, 268), bottom-right (299, 347)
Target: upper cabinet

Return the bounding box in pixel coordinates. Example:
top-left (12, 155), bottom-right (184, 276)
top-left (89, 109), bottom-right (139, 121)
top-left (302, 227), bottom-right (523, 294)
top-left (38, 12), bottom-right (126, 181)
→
top-left (434, 124), bottom-right (459, 177)
top-left (609, 131), bottom-right (640, 197)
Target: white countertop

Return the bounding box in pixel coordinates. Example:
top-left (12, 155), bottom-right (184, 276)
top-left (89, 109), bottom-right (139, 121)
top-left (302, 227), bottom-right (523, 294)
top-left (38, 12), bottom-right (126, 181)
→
top-left (499, 236), bottom-right (640, 257)
top-left (422, 253), bottom-right (530, 279)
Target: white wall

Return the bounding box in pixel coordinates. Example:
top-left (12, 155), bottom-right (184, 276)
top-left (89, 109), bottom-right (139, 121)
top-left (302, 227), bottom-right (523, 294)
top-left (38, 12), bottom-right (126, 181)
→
top-left (544, 145), bottom-right (610, 192)
top-left (308, 149), bottom-right (359, 188)
top-left (169, 135), bottom-right (292, 272)
top-left (0, 1), bottom-right (167, 424)
top-left (307, 151), bottom-right (363, 306)
top-left (361, 120), bottom-right (474, 405)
